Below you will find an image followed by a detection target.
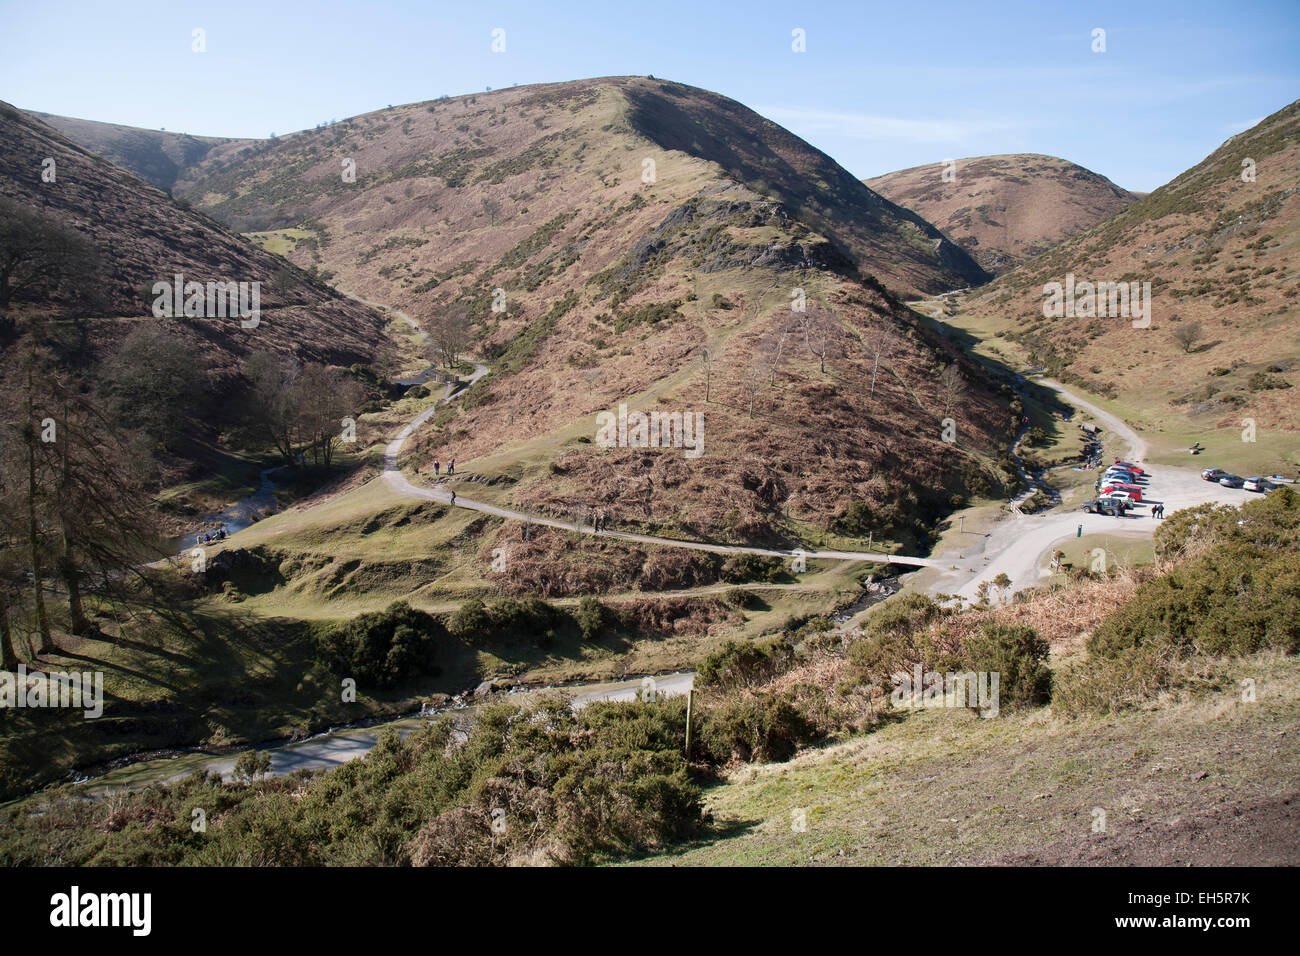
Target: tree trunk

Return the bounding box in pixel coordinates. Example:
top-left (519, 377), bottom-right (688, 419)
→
top-left (57, 394), bottom-right (89, 635)
top-left (59, 551), bottom-right (90, 636)
top-left (26, 435), bottom-right (51, 655)
top-left (25, 366), bottom-right (51, 655)
top-left (0, 589), bottom-right (16, 670)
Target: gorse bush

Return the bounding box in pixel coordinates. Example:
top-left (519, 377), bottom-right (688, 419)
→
top-left (1, 697), bottom-right (701, 867)
top-left (720, 553), bottom-right (784, 584)
top-left (845, 593), bottom-right (954, 691)
top-left (575, 595), bottom-right (612, 641)
top-left (697, 636), bottom-right (795, 689)
top-left (961, 622), bottom-right (1052, 709)
top-left (699, 691), bottom-right (816, 764)
top-left (314, 601), bottom-right (444, 689)
top-left (1055, 489), bottom-right (1300, 714)
top-left (1095, 489), bottom-right (1300, 660)
top-left (448, 596), bottom-right (567, 647)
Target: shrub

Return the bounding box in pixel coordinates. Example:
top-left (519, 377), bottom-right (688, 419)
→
top-left (315, 601), bottom-right (444, 688)
top-left (843, 593), bottom-right (955, 691)
top-left (575, 595), bottom-right (609, 641)
top-left (697, 636), bottom-right (794, 689)
top-left (449, 596), bottom-right (566, 646)
top-left (233, 750), bottom-right (272, 782)
top-left (448, 597), bottom-right (492, 644)
top-left (699, 692), bottom-right (816, 764)
top-left (720, 553), bottom-right (783, 584)
top-left (723, 588), bottom-right (757, 609)
top-left (961, 622), bottom-right (1052, 709)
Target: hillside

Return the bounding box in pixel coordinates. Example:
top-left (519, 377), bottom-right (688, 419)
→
top-left (0, 102), bottom-right (391, 381)
top-left (175, 77), bottom-right (988, 298)
top-left (24, 109), bottom-right (241, 192)
top-left (943, 100), bottom-right (1300, 455)
top-left (142, 77), bottom-right (1014, 561)
top-left (864, 154), bottom-right (1137, 274)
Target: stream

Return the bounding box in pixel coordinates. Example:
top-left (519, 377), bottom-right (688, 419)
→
top-left (68, 672), bottom-right (697, 797)
top-left (175, 466), bottom-right (284, 551)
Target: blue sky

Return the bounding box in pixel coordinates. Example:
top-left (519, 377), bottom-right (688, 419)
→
top-left (2, 0), bottom-right (1297, 192)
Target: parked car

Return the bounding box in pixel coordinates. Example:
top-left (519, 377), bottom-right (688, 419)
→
top-left (1082, 499), bottom-right (1127, 515)
top-left (1104, 470), bottom-right (1142, 484)
top-left (1102, 484), bottom-right (1144, 501)
top-left (1113, 460), bottom-right (1146, 475)
top-left (1201, 467), bottom-right (1228, 482)
top-left (1267, 474), bottom-right (1295, 484)
top-left (1218, 474), bottom-right (1244, 488)
top-left (1243, 477), bottom-right (1271, 492)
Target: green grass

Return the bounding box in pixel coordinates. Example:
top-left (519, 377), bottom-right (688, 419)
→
top-left (1042, 533), bottom-right (1155, 577)
top-left (631, 651), bottom-right (1300, 865)
top-left (244, 227), bottom-right (319, 256)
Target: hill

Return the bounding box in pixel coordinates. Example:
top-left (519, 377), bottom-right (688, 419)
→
top-left (864, 154), bottom-right (1137, 274)
top-left (940, 100), bottom-right (1300, 459)
top-left (0, 102), bottom-right (391, 381)
top-left (143, 76), bottom-right (1014, 561)
top-left (24, 109), bottom-right (241, 192)
top-left (174, 77), bottom-right (988, 299)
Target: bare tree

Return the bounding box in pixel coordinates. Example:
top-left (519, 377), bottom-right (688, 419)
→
top-left (761, 325), bottom-right (794, 386)
top-left (298, 365), bottom-right (366, 469)
top-left (938, 363), bottom-right (967, 418)
top-left (745, 358), bottom-right (767, 418)
top-left (481, 197), bottom-right (501, 227)
top-left (244, 352), bottom-right (303, 465)
top-left (698, 346), bottom-right (712, 402)
top-left (866, 325), bottom-right (896, 399)
top-left (1171, 320), bottom-right (1203, 354)
top-left (799, 310), bottom-right (838, 375)
top-left (428, 307), bottom-right (471, 369)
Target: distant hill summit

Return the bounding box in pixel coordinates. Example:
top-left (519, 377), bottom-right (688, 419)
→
top-left (955, 100), bottom-right (1300, 434)
top-left (24, 109), bottom-right (240, 192)
top-left (865, 154), bottom-right (1137, 274)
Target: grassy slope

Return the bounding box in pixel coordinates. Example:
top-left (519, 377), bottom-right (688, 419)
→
top-left (639, 652), bottom-right (1300, 866)
top-left (940, 100), bottom-right (1300, 474)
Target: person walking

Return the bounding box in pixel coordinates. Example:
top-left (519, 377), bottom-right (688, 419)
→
top-left (433, 459), bottom-right (440, 476)
top-left (448, 458), bottom-right (455, 475)
top-left (449, 490), bottom-right (456, 506)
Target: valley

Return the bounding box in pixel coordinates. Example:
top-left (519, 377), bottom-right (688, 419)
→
top-left (2, 29), bottom-right (1297, 877)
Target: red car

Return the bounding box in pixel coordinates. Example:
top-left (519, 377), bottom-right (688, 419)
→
top-left (1113, 460), bottom-right (1145, 475)
top-left (1102, 483), bottom-right (1144, 501)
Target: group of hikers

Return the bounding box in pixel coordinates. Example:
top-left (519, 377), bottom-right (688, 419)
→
top-left (195, 524), bottom-right (229, 545)
top-left (1151, 503), bottom-right (1166, 519)
top-left (433, 458), bottom-right (455, 476)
